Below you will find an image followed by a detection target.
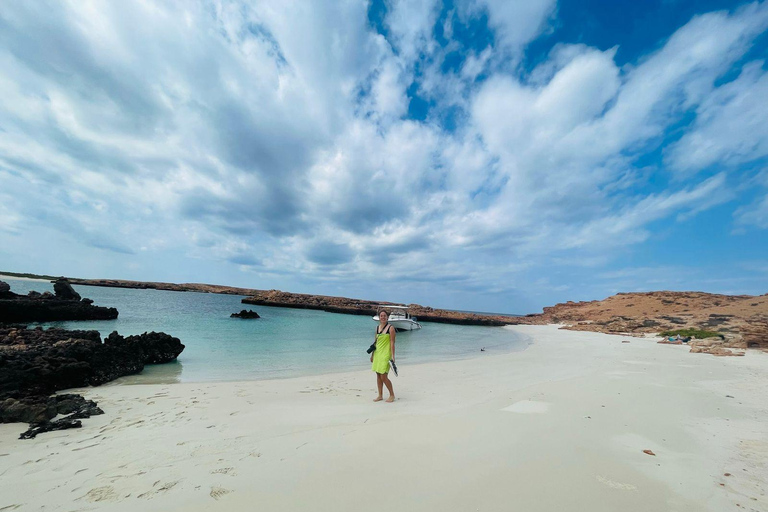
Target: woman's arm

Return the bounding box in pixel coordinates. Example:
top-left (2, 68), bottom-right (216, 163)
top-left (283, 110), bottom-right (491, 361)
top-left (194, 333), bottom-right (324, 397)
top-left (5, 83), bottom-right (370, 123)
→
top-left (390, 326), bottom-right (395, 360)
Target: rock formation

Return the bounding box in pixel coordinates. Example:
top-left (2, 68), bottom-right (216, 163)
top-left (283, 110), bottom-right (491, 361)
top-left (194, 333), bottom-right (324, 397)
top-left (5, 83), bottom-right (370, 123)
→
top-left (522, 291), bottom-right (768, 354)
top-left (0, 325), bottom-right (184, 437)
top-left (241, 289), bottom-right (512, 326)
top-left (66, 277), bottom-right (260, 295)
top-left (231, 309), bottom-right (260, 318)
top-left (52, 279), bottom-right (81, 300)
top-left (0, 279), bottom-right (118, 323)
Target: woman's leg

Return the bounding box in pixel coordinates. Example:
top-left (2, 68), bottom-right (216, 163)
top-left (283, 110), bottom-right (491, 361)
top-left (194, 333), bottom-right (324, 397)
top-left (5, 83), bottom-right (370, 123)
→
top-left (374, 373), bottom-right (384, 401)
top-left (381, 373), bottom-right (395, 402)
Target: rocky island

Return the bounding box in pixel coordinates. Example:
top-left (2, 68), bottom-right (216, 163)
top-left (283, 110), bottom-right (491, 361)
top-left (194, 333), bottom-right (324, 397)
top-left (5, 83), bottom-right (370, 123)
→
top-left (231, 309), bottom-right (260, 319)
top-left (64, 277), bottom-right (259, 296)
top-left (241, 289), bottom-right (514, 326)
top-left (0, 278), bottom-right (118, 323)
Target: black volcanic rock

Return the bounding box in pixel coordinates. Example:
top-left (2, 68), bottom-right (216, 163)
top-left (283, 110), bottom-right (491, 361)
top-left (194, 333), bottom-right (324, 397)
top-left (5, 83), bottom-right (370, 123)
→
top-left (0, 279), bottom-right (118, 323)
top-left (0, 325), bottom-right (184, 434)
top-left (53, 278), bottom-right (81, 300)
top-left (20, 418), bottom-right (83, 439)
top-left (231, 309), bottom-right (260, 319)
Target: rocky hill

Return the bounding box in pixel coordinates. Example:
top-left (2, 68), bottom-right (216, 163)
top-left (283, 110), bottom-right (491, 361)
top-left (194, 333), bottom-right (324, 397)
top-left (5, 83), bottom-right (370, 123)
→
top-left (522, 291), bottom-right (768, 354)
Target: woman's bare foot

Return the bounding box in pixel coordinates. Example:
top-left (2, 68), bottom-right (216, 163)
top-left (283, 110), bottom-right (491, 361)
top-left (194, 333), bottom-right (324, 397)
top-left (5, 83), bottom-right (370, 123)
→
top-left (385, 396), bottom-right (395, 403)
top-left (373, 397), bottom-right (383, 402)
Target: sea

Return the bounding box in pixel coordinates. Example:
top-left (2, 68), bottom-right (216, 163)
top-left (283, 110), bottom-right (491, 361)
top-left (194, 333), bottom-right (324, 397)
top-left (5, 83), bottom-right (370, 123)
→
top-left (1, 276), bottom-right (529, 384)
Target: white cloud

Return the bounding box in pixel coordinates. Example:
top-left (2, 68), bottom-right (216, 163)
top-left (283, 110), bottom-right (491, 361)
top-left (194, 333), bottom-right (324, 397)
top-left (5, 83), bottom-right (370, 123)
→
top-left (0, 1), bottom-right (767, 310)
top-left (475, 0), bottom-right (556, 57)
top-left (667, 61), bottom-right (768, 173)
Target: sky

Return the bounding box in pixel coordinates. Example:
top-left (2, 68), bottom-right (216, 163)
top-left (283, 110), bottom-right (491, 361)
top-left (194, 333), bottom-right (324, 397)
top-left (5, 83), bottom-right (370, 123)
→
top-left (0, 0), bottom-right (767, 314)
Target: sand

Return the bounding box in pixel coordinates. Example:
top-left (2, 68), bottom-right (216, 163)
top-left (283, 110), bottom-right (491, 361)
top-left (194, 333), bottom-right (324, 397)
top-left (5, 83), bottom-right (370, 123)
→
top-left (1, 325), bottom-right (766, 512)
top-left (0, 274), bottom-right (51, 283)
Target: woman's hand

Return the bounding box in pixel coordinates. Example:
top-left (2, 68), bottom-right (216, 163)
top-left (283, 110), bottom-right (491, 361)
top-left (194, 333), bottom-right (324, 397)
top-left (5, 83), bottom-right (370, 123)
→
top-left (370, 354), bottom-right (374, 363)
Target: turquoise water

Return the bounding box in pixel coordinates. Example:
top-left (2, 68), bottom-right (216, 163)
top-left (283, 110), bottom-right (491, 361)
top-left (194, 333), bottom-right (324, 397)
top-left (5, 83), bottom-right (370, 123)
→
top-left (2, 277), bottom-right (528, 384)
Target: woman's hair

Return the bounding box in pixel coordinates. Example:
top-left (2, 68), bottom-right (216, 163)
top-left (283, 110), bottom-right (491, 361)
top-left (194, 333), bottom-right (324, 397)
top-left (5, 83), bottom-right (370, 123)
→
top-left (378, 309), bottom-right (389, 317)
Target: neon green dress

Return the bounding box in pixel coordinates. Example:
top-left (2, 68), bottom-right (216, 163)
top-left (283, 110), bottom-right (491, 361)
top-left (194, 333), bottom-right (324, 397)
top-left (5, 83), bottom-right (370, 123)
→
top-left (372, 325), bottom-right (392, 374)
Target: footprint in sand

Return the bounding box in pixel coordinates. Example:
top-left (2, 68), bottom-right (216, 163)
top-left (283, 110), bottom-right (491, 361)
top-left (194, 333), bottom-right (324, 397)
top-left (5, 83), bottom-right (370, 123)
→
top-left (81, 485), bottom-right (118, 503)
top-left (211, 467), bottom-right (235, 476)
top-left (210, 486), bottom-right (232, 500)
top-left (138, 480), bottom-right (181, 499)
top-left (238, 451), bottom-right (261, 461)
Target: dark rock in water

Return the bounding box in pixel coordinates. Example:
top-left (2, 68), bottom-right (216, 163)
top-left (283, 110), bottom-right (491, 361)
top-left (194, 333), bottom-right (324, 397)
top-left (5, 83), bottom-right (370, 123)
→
top-left (53, 278), bottom-right (81, 300)
top-left (20, 418), bottom-right (82, 439)
top-left (0, 281), bottom-right (10, 294)
top-left (231, 309), bottom-right (260, 319)
top-left (0, 280), bottom-right (118, 323)
top-left (81, 298), bottom-right (94, 305)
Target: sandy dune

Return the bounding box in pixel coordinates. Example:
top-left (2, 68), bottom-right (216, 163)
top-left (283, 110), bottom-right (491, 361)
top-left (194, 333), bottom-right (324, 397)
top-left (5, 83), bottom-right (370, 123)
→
top-left (1, 325), bottom-right (766, 512)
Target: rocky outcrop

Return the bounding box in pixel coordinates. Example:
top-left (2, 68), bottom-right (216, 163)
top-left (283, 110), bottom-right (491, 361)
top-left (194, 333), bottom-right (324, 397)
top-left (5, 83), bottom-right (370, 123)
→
top-left (241, 290), bottom-right (513, 326)
top-left (0, 279), bottom-right (118, 323)
top-left (740, 316), bottom-right (768, 351)
top-left (66, 278), bottom-right (261, 296)
top-left (0, 325), bottom-right (184, 437)
top-left (52, 279), bottom-right (81, 300)
top-left (522, 291), bottom-right (768, 354)
top-left (2, 393), bottom-right (103, 432)
top-left (9, 393), bottom-right (106, 439)
top-left (231, 309), bottom-right (260, 319)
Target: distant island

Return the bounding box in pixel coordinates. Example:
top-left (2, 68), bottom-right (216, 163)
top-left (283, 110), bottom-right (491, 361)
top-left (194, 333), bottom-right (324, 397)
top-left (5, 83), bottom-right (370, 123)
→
top-left (2, 272), bottom-right (766, 355)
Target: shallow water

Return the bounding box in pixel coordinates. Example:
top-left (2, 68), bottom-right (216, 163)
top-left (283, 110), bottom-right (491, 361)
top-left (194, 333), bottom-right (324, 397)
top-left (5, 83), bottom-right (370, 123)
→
top-left (2, 277), bottom-right (528, 384)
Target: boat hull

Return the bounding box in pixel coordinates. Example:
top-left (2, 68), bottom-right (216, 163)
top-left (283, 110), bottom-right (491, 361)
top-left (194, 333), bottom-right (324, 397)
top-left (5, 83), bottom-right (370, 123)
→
top-left (373, 315), bottom-right (422, 331)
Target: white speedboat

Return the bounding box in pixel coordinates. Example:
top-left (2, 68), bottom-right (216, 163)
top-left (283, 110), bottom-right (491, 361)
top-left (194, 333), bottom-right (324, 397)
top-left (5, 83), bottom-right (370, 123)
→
top-left (373, 305), bottom-right (422, 331)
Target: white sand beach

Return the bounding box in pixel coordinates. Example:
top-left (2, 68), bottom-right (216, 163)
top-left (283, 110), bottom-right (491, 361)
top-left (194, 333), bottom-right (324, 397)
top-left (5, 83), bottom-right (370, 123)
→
top-left (0, 274), bottom-right (51, 282)
top-left (1, 325), bottom-right (766, 512)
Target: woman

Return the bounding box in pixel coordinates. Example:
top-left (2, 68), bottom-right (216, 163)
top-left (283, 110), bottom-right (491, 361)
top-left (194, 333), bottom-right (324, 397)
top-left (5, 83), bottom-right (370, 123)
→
top-left (371, 309), bottom-right (396, 402)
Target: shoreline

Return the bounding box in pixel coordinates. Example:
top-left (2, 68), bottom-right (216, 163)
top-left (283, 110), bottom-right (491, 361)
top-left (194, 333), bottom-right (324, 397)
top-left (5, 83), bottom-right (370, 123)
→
top-left (1, 325), bottom-right (766, 511)
top-left (106, 327), bottom-right (534, 387)
top-left (2, 273), bottom-right (521, 326)
top-left (0, 273), bottom-right (53, 283)
top-left (3, 274), bottom-right (764, 347)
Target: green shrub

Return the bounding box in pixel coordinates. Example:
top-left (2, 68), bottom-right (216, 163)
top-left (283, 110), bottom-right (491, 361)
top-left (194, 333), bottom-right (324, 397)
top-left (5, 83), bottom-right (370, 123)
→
top-left (659, 329), bottom-right (724, 339)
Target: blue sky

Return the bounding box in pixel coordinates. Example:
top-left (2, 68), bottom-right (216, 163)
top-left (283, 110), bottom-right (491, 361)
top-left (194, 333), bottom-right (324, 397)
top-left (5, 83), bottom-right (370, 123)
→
top-left (0, 1), bottom-right (767, 314)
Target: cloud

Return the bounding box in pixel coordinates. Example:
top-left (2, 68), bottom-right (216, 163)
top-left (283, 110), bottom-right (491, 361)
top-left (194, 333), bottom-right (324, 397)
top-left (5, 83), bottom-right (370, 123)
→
top-left (478, 0), bottom-right (557, 56)
top-left (734, 170), bottom-right (768, 229)
top-left (1, 1), bottom-right (767, 310)
top-left (666, 61), bottom-right (768, 173)
top-left (305, 241), bottom-right (355, 266)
